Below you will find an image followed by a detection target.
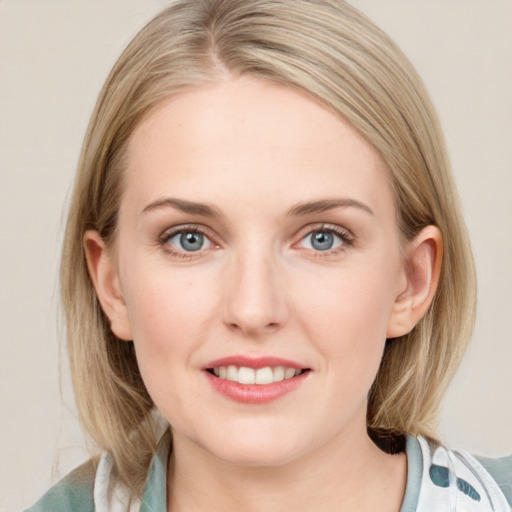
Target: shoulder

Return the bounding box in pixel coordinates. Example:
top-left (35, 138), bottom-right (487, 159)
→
top-left (476, 454), bottom-right (512, 507)
top-left (24, 430), bottom-right (171, 512)
top-left (24, 459), bottom-right (96, 512)
top-left (413, 436), bottom-right (512, 511)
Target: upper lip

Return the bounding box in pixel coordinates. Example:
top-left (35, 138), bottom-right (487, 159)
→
top-left (204, 356), bottom-right (308, 370)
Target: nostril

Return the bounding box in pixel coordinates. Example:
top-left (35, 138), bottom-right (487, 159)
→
top-left (226, 317), bottom-right (281, 335)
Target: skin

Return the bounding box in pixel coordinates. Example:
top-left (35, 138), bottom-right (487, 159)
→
top-left (85, 75), bottom-right (442, 512)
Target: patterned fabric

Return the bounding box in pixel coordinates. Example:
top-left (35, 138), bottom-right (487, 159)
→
top-left (25, 431), bottom-right (511, 511)
top-left (411, 436), bottom-right (511, 512)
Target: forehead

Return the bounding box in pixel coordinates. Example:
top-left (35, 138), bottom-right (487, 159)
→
top-left (123, 75), bottom-right (393, 218)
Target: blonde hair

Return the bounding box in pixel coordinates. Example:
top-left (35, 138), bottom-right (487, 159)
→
top-left (61, 0), bottom-right (476, 493)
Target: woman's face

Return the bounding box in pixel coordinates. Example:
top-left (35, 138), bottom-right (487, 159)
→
top-left (105, 76), bottom-right (410, 466)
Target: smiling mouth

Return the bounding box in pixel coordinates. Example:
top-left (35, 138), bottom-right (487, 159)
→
top-left (207, 366), bottom-right (308, 385)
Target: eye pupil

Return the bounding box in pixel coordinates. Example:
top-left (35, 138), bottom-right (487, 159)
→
top-left (311, 231), bottom-right (334, 251)
top-left (180, 232), bottom-right (204, 251)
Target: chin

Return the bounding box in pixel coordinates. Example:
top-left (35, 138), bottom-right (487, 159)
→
top-left (198, 427), bottom-right (304, 468)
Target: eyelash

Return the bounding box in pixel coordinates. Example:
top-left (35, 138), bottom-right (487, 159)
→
top-left (159, 224), bottom-right (215, 259)
top-left (158, 223), bottom-right (354, 260)
top-left (296, 224), bottom-right (354, 257)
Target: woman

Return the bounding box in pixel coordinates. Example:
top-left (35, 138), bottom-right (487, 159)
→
top-left (26, 0), bottom-right (511, 510)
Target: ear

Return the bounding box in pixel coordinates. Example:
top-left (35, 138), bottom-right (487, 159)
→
top-left (83, 230), bottom-right (133, 341)
top-left (387, 225), bottom-right (443, 338)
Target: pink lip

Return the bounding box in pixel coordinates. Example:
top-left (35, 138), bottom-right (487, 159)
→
top-left (204, 371), bottom-right (309, 404)
top-left (203, 356), bottom-right (310, 404)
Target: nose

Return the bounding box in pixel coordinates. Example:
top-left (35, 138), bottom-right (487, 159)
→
top-left (221, 248), bottom-right (289, 336)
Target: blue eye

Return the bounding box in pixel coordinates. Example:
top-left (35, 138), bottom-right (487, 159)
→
top-left (167, 231), bottom-right (212, 252)
top-left (300, 229), bottom-right (345, 251)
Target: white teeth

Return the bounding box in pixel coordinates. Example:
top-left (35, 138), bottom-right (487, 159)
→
top-left (273, 366), bottom-right (285, 382)
top-left (227, 365), bottom-right (238, 381)
top-left (284, 367), bottom-right (296, 380)
top-left (255, 367), bottom-right (273, 384)
top-left (238, 367), bottom-right (256, 384)
top-left (211, 365), bottom-right (304, 384)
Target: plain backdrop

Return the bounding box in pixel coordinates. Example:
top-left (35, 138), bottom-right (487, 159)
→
top-left (1, 1), bottom-right (511, 511)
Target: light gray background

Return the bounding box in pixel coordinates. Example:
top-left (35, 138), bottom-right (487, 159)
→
top-left (1, 1), bottom-right (511, 511)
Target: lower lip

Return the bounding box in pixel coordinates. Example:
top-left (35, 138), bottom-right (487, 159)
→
top-left (204, 370), bottom-right (309, 404)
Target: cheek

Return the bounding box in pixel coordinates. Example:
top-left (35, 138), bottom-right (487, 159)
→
top-left (120, 262), bottom-right (218, 370)
top-left (120, 264), bottom-right (221, 419)
top-left (293, 258), bottom-right (399, 373)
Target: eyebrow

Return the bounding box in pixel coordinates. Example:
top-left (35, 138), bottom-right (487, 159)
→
top-left (142, 197), bottom-right (374, 218)
top-left (287, 198), bottom-right (374, 217)
top-left (142, 197), bottom-right (221, 217)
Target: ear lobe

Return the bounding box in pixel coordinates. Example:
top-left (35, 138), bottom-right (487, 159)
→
top-left (387, 225), bottom-right (443, 339)
top-left (83, 230), bottom-right (133, 341)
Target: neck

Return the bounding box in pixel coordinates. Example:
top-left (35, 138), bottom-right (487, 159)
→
top-left (167, 422), bottom-right (407, 512)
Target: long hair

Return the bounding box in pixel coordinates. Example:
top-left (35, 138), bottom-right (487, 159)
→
top-left (60, 0), bottom-right (476, 494)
